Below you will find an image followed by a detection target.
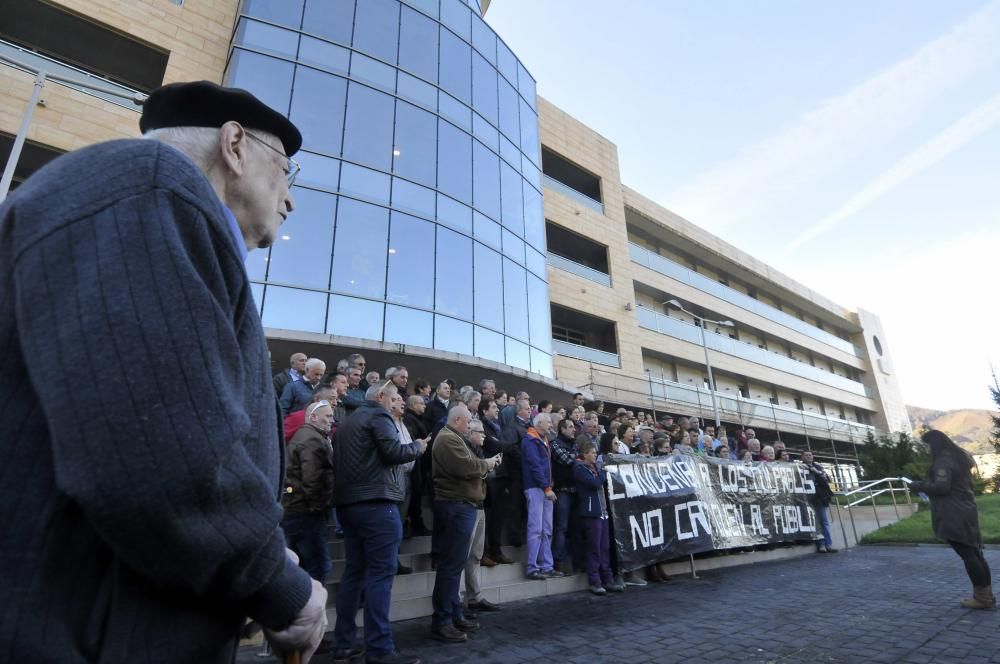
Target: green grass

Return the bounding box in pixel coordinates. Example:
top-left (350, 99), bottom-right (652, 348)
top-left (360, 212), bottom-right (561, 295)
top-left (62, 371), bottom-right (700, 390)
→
top-left (861, 494), bottom-right (1000, 545)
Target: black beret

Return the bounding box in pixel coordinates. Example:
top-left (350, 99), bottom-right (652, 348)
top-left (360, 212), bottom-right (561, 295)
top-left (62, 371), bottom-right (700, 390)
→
top-left (139, 80), bottom-right (302, 156)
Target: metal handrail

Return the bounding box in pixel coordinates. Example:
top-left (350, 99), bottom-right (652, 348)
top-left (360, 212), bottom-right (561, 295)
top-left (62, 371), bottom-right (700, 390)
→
top-left (829, 476), bottom-right (914, 549)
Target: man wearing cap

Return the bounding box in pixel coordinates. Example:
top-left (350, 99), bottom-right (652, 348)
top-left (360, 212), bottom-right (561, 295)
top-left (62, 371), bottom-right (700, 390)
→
top-left (0, 81), bottom-right (327, 662)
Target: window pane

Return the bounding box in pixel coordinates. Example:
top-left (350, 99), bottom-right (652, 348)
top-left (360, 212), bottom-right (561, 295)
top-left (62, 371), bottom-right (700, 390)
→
top-left (518, 61), bottom-right (536, 108)
top-left (497, 38), bottom-right (518, 85)
top-left (502, 228), bottom-right (524, 265)
top-left (475, 326), bottom-right (505, 363)
top-left (505, 337), bottom-right (529, 371)
top-left (521, 156), bottom-right (541, 190)
top-left (435, 227), bottom-right (472, 317)
top-left (261, 286), bottom-right (327, 333)
top-left (298, 37), bottom-right (349, 74)
top-left (350, 52), bottom-right (396, 90)
top-left (439, 27), bottom-right (471, 104)
top-left (437, 193), bottom-right (472, 233)
top-left (331, 198), bottom-right (388, 298)
top-left (497, 76), bottom-right (519, 144)
top-left (499, 134), bottom-right (520, 172)
top-left (302, 0), bottom-right (354, 45)
top-left (243, 0), bottom-right (303, 29)
top-left (530, 347), bottom-right (552, 377)
top-left (290, 66), bottom-right (347, 155)
top-left (502, 258), bottom-right (528, 340)
top-left (473, 212), bottom-right (500, 249)
top-left (247, 244), bottom-right (270, 281)
top-left (527, 272), bottom-right (550, 347)
top-left (440, 0), bottom-right (471, 41)
top-left (295, 152), bottom-right (340, 190)
top-left (397, 71), bottom-right (437, 109)
top-left (384, 305), bottom-right (433, 347)
top-left (472, 139), bottom-right (500, 221)
top-left (353, 0), bottom-right (399, 63)
top-left (438, 91), bottom-right (471, 131)
top-left (386, 212), bottom-right (434, 308)
top-left (473, 242), bottom-right (504, 331)
top-left (343, 83), bottom-right (395, 170)
top-left (227, 50), bottom-right (293, 115)
top-left (251, 282), bottom-right (264, 316)
top-left (399, 5), bottom-right (438, 83)
top-left (519, 97), bottom-right (539, 165)
top-left (472, 112), bottom-right (499, 152)
top-left (522, 182), bottom-right (544, 248)
top-left (526, 246), bottom-right (546, 280)
top-left (435, 315), bottom-right (473, 355)
top-left (500, 160), bottom-right (523, 236)
top-left (328, 295), bottom-right (384, 340)
top-left (339, 163), bottom-right (390, 204)
top-left (471, 52), bottom-right (498, 125)
top-left (403, 0), bottom-right (438, 18)
top-left (237, 19), bottom-right (299, 58)
top-left (471, 15), bottom-right (496, 64)
top-left (392, 177), bottom-right (436, 218)
top-left (437, 119), bottom-right (471, 204)
top-left (393, 101), bottom-right (437, 187)
top-left (266, 187), bottom-right (335, 289)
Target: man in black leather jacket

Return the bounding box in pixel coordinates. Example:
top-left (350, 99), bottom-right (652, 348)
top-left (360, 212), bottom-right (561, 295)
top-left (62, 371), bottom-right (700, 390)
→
top-left (331, 382), bottom-right (427, 664)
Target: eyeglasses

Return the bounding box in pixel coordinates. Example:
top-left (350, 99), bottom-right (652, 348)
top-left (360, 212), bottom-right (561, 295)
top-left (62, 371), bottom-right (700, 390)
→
top-left (246, 132), bottom-right (300, 185)
top-left (306, 400), bottom-right (331, 417)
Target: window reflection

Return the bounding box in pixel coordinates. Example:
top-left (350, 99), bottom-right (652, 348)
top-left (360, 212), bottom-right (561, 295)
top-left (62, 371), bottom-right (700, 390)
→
top-left (473, 212), bottom-right (501, 249)
top-left (497, 76), bottom-right (519, 144)
top-left (438, 27), bottom-right (471, 104)
top-left (267, 187), bottom-right (335, 289)
top-left (530, 347), bottom-right (552, 376)
top-left (475, 326), bottom-right (505, 364)
top-left (435, 315), bottom-right (473, 355)
top-left (343, 83), bottom-right (395, 171)
top-left (339, 163), bottom-right (390, 204)
top-left (496, 38), bottom-right (518, 85)
top-left (250, 282), bottom-right (264, 316)
top-left (399, 5), bottom-right (438, 83)
top-left (435, 227), bottom-right (472, 317)
top-left (527, 273), bottom-right (550, 347)
top-left (247, 246), bottom-right (270, 282)
top-left (261, 286), bottom-right (327, 333)
top-left (473, 140), bottom-right (500, 221)
top-left (393, 101), bottom-right (437, 187)
top-left (352, 0), bottom-right (400, 64)
top-left (350, 53), bottom-right (396, 90)
top-left (519, 96), bottom-right (539, 165)
top-left (471, 14), bottom-right (496, 63)
top-left (303, 0), bottom-right (354, 45)
top-left (473, 242), bottom-right (504, 331)
top-left (505, 337), bottom-right (530, 370)
top-left (294, 152), bottom-right (339, 189)
top-left (331, 198), bottom-right (388, 298)
top-left (290, 66), bottom-right (347, 156)
top-left (437, 120), bottom-right (472, 204)
top-left (437, 193), bottom-right (472, 234)
top-left (328, 295), bottom-right (384, 339)
top-left (298, 37), bottom-right (350, 74)
top-left (243, 0), bottom-right (304, 29)
top-left (397, 72), bottom-right (438, 109)
top-left (500, 161), bottom-right (523, 237)
top-left (502, 258), bottom-right (528, 341)
top-left (386, 212), bottom-right (434, 308)
top-left (392, 177), bottom-right (436, 218)
top-left (237, 19), bottom-right (299, 58)
top-left (385, 305), bottom-right (433, 347)
top-left (440, 0), bottom-right (471, 41)
top-left (227, 49), bottom-right (293, 115)
top-left (472, 52), bottom-right (498, 124)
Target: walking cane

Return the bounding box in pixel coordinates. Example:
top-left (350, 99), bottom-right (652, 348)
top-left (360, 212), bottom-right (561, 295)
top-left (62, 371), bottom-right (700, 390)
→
top-left (284, 652), bottom-right (301, 664)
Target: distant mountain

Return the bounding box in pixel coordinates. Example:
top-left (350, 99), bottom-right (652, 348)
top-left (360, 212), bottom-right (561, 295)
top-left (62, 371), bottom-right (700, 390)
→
top-left (907, 405), bottom-right (996, 454)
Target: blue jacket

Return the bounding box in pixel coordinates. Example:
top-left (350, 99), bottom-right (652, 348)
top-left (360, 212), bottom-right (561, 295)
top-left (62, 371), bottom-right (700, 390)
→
top-left (521, 428), bottom-right (552, 490)
top-left (279, 378), bottom-right (315, 419)
top-left (574, 461), bottom-right (608, 518)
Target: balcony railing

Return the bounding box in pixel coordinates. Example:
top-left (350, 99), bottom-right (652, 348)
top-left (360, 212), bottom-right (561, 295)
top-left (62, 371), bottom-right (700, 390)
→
top-left (0, 39), bottom-right (144, 111)
top-left (629, 242), bottom-right (858, 357)
top-left (546, 252), bottom-right (611, 287)
top-left (543, 174), bottom-right (604, 215)
top-left (636, 306), bottom-right (869, 397)
top-left (644, 373), bottom-right (876, 440)
top-left (551, 338), bottom-right (620, 368)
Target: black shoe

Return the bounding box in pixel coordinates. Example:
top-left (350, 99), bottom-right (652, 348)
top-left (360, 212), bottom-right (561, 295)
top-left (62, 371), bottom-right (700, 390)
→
top-left (396, 561), bottom-right (412, 575)
top-left (468, 598), bottom-right (501, 612)
top-left (366, 651), bottom-right (421, 664)
top-left (542, 569), bottom-right (566, 578)
top-left (430, 623), bottom-right (467, 643)
top-left (526, 570), bottom-right (546, 580)
top-left (454, 618), bottom-right (480, 632)
top-left (332, 643), bottom-right (366, 663)
top-left (463, 608), bottom-right (478, 620)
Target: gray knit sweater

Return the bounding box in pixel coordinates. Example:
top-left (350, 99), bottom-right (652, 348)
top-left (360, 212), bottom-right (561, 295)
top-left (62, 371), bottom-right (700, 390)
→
top-left (0, 139), bottom-right (312, 662)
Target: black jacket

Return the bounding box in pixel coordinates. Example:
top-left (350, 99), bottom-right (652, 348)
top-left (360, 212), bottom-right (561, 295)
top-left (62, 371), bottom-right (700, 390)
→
top-left (333, 401), bottom-right (421, 507)
top-left (802, 461), bottom-right (833, 507)
top-left (403, 408), bottom-right (429, 442)
top-left (551, 433), bottom-right (578, 493)
top-left (423, 395), bottom-right (449, 434)
top-left (500, 416), bottom-right (530, 479)
top-left (282, 424), bottom-right (334, 514)
top-left (911, 456), bottom-right (981, 547)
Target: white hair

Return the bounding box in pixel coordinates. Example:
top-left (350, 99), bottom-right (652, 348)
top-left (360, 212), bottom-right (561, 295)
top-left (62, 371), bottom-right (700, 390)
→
top-left (532, 413), bottom-right (550, 427)
top-left (142, 126), bottom-right (218, 168)
top-left (366, 381), bottom-right (397, 400)
top-left (447, 403), bottom-right (470, 424)
top-left (304, 357), bottom-right (325, 372)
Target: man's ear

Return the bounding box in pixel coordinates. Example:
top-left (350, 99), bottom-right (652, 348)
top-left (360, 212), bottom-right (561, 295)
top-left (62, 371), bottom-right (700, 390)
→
top-left (218, 121), bottom-right (248, 176)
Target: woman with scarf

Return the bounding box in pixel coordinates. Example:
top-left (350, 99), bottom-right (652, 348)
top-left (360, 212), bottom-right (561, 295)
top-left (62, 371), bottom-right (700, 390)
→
top-left (909, 429), bottom-right (993, 609)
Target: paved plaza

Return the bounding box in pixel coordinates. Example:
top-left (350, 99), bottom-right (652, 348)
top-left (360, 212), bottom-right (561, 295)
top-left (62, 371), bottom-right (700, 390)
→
top-left (241, 545), bottom-right (1000, 663)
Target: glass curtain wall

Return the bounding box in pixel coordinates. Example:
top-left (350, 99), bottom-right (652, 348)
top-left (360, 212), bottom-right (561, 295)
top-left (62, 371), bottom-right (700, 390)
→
top-left (228, 0), bottom-right (551, 376)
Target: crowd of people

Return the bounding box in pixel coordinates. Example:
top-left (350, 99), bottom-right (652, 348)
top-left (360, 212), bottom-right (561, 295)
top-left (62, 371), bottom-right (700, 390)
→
top-left (276, 350), bottom-right (839, 662)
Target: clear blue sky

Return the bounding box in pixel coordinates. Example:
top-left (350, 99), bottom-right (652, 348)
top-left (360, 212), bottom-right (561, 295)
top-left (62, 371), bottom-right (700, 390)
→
top-left (487, 0), bottom-right (1000, 412)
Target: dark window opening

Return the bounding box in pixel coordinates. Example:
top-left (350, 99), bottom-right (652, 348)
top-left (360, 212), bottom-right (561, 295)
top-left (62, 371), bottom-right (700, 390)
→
top-left (541, 146), bottom-right (601, 202)
top-left (0, 0), bottom-right (169, 92)
top-left (545, 221), bottom-right (609, 273)
top-left (794, 397), bottom-right (803, 411)
top-left (0, 133), bottom-right (64, 191)
top-left (550, 304), bottom-right (617, 354)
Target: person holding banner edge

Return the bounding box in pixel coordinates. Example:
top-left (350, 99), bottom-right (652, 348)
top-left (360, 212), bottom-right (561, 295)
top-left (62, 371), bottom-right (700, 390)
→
top-left (800, 451), bottom-right (837, 553)
top-left (904, 429), bottom-right (994, 610)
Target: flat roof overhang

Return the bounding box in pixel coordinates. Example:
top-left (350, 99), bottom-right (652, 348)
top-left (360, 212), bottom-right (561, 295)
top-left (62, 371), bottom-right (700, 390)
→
top-left (265, 328), bottom-right (591, 405)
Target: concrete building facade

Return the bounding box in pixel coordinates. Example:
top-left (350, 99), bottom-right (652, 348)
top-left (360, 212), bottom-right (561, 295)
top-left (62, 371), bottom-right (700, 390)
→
top-left (1, 0), bottom-right (911, 447)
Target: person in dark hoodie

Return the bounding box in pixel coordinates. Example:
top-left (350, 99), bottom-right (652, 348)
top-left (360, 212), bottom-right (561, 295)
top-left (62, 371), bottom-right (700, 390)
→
top-left (550, 418), bottom-right (579, 572)
top-left (574, 441), bottom-right (622, 595)
top-left (908, 429), bottom-right (994, 609)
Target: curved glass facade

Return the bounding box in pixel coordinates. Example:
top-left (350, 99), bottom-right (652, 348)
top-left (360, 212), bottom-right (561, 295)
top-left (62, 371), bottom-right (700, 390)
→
top-left (226, 0), bottom-right (551, 377)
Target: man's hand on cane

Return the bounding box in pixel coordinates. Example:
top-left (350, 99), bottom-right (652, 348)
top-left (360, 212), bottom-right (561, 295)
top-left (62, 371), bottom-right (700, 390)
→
top-left (265, 550), bottom-right (328, 663)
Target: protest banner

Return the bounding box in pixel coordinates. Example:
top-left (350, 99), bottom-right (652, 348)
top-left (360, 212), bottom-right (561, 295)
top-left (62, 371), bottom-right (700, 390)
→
top-left (605, 454), bottom-right (821, 571)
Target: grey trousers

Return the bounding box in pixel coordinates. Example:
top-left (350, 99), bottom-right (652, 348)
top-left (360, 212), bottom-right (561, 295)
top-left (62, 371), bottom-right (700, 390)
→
top-left (462, 508), bottom-right (486, 603)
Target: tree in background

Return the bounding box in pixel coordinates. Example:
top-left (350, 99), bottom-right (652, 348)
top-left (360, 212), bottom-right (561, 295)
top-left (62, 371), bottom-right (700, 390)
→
top-left (859, 430), bottom-right (929, 481)
top-left (989, 366), bottom-right (1000, 454)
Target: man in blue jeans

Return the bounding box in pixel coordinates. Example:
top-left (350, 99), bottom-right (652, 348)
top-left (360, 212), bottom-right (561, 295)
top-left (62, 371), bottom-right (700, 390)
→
top-left (429, 404), bottom-right (502, 643)
top-left (801, 451), bottom-right (838, 553)
top-left (332, 382), bottom-right (427, 664)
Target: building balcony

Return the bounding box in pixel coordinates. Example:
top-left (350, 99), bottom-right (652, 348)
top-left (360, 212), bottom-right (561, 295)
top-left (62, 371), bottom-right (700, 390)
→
top-left (547, 252), bottom-right (612, 287)
top-left (636, 305), bottom-right (869, 397)
top-left (551, 339), bottom-right (620, 368)
top-left (629, 242), bottom-right (858, 357)
top-left (543, 174), bottom-right (604, 215)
